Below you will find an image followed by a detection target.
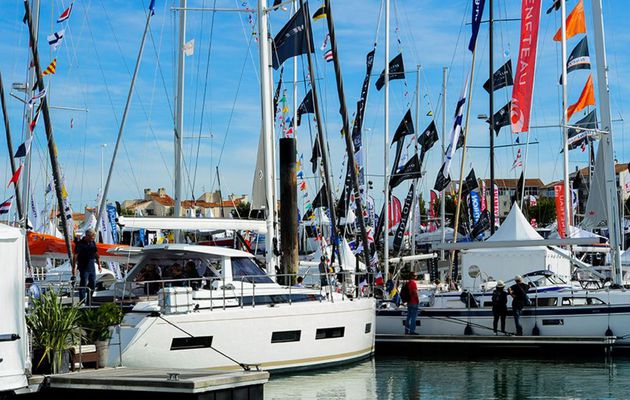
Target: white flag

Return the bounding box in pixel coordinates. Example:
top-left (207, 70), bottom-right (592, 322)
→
top-left (183, 39), bottom-right (195, 56)
top-left (442, 73), bottom-right (469, 179)
top-left (47, 29), bottom-right (65, 50)
top-left (29, 192), bottom-right (40, 232)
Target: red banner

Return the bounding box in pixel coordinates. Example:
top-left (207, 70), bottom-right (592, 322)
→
top-left (429, 190), bottom-right (437, 232)
top-left (480, 180), bottom-right (487, 211)
top-left (554, 184), bottom-right (567, 238)
top-left (510, 0), bottom-right (542, 133)
top-left (388, 195), bottom-right (402, 229)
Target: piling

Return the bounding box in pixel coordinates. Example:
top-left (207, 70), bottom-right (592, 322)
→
top-left (279, 138), bottom-right (298, 285)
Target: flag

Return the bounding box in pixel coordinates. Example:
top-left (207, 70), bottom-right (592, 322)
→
top-left (296, 89), bottom-right (315, 126)
top-left (41, 58), bottom-right (57, 77)
top-left (390, 154), bottom-right (422, 189)
top-left (57, 3), bottom-right (73, 23)
top-left (183, 39), bottom-right (195, 56)
top-left (351, 49), bottom-right (376, 152)
top-left (529, 195), bottom-right (537, 207)
top-left (27, 88), bottom-right (46, 108)
top-left (553, 0), bottom-right (586, 42)
top-left (511, 0), bottom-right (542, 133)
top-left (461, 168), bottom-right (478, 196)
top-left (560, 36), bottom-right (590, 84)
top-left (514, 171), bottom-right (525, 205)
top-left (483, 59), bottom-right (513, 93)
top-left (324, 49), bottom-right (333, 62)
top-left (47, 29), bottom-right (65, 50)
top-left (393, 184), bottom-right (415, 252)
top-left (469, 0), bottom-right (486, 52)
top-left (149, 0), bottom-right (156, 15)
top-left (470, 191), bottom-right (482, 224)
top-left (434, 163), bottom-right (452, 192)
top-left (0, 196), bottom-right (13, 215)
top-left (480, 180), bottom-right (487, 211)
top-left (511, 148), bottom-right (523, 170)
top-left (70, 117), bottom-right (74, 129)
top-left (320, 33), bottom-right (329, 51)
top-left (391, 109), bottom-right (414, 146)
top-left (273, 67), bottom-right (284, 118)
top-left (272, 4), bottom-right (313, 70)
top-left (567, 74), bottom-right (595, 121)
top-left (515, 135), bottom-right (520, 144)
top-left (566, 110), bottom-right (597, 151)
top-left (388, 196), bottom-right (402, 229)
top-left (312, 183), bottom-right (328, 209)
top-left (312, 5), bottom-right (326, 21)
top-left (493, 184), bottom-right (500, 226)
top-left (29, 102), bottom-right (42, 133)
top-left (8, 164), bottom-right (23, 187)
top-left (546, 0), bottom-right (560, 14)
top-left (418, 120), bottom-right (439, 164)
top-left (470, 209), bottom-right (490, 238)
top-left (14, 137), bottom-right (33, 158)
top-left (554, 183), bottom-right (568, 238)
top-left (375, 53), bottom-right (405, 91)
top-left (487, 101), bottom-right (511, 135)
top-left (310, 136), bottom-right (321, 173)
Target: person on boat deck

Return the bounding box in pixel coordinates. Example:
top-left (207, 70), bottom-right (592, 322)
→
top-left (318, 256), bottom-right (329, 287)
top-left (492, 280), bottom-right (508, 334)
top-left (509, 275), bottom-right (530, 336)
top-left (446, 276), bottom-right (458, 291)
top-left (72, 229), bottom-right (101, 303)
top-left (405, 271), bottom-right (420, 335)
top-left (294, 276), bottom-right (305, 288)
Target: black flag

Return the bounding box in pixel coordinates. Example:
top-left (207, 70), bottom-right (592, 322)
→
top-left (312, 183), bottom-right (328, 209)
top-left (487, 102), bottom-right (511, 136)
top-left (434, 163), bottom-right (452, 192)
top-left (352, 49), bottom-right (376, 152)
top-left (470, 209), bottom-right (490, 239)
top-left (295, 90), bottom-right (315, 126)
top-left (310, 136), bottom-right (321, 173)
top-left (560, 37), bottom-right (590, 84)
top-left (512, 171), bottom-right (525, 205)
top-left (566, 110), bottom-right (598, 151)
top-left (418, 120), bottom-right (439, 164)
top-left (272, 4), bottom-right (314, 70)
top-left (573, 170), bottom-right (584, 190)
top-left (483, 60), bottom-right (513, 93)
top-left (456, 131), bottom-right (465, 150)
top-left (273, 67), bottom-right (284, 119)
top-left (468, 0), bottom-right (486, 52)
top-left (389, 154), bottom-right (422, 189)
top-left (461, 169), bottom-right (479, 197)
top-left (546, 0), bottom-right (561, 14)
top-left (375, 53), bottom-right (405, 91)
top-left (393, 184), bottom-right (415, 252)
top-left (391, 109), bottom-right (415, 146)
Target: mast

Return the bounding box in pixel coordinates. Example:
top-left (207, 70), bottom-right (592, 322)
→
top-left (258, 0), bottom-right (277, 272)
top-left (590, 0), bottom-right (622, 283)
top-left (440, 67), bottom-right (447, 261)
top-left (323, 0), bottom-right (371, 271)
top-left (383, 0), bottom-right (390, 281)
top-left (489, 0), bottom-right (495, 234)
top-left (410, 64), bottom-right (420, 267)
top-left (174, 0), bottom-right (186, 224)
top-left (560, 0), bottom-right (571, 239)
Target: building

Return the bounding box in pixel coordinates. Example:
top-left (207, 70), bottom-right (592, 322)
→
top-left (121, 188), bottom-right (175, 216)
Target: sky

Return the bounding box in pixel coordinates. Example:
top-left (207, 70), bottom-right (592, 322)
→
top-left (0, 0), bottom-right (629, 218)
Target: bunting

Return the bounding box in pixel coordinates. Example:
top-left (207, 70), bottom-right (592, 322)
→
top-left (296, 90), bottom-right (315, 126)
top-left (27, 88), bottom-right (46, 108)
top-left (41, 58), bottom-right (57, 77)
top-left (312, 5), bottom-right (326, 21)
top-left (14, 137), bottom-right (33, 158)
top-left (47, 29), bottom-right (65, 50)
top-left (57, 3), bottom-right (73, 23)
top-left (8, 164), bottom-right (23, 187)
top-left (511, 148), bottom-right (523, 170)
top-left (29, 102), bottom-right (42, 133)
top-left (0, 196), bottom-right (13, 215)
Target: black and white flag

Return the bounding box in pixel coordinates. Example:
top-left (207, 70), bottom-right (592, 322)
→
top-left (391, 109), bottom-right (415, 146)
top-left (560, 37), bottom-right (590, 84)
top-left (418, 120), bottom-right (439, 164)
top-left (295, 89), bottom-right (315, 126)
top-left (393, 183), bottom-right (415, 252)
top-left (483, 59), bottom-right (513, 93)
top-left (566, 110), bottom-right (598, 151)
top-left (375, 53), bottom-right (405, 91)
top-left (47, 29), bottom-right (65, 50)
top-left (487, 102), bottom-right (511, 135)
top-left (390, 154), bottom-right (422, 189)
top-left (351, 49), bottom-right (376, 152)
top-left (272, 4), bottom-right (313, 69)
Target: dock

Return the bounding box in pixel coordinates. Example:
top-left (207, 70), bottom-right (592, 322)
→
top-left (376, 334), bottom-right (618, 358)
top-left (26, 367), bottom-right (269, 400)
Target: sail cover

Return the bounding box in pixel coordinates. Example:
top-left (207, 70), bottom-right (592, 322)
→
top-left (581, 142), bottom-right (607, 228)
top-left (251, 129), bottom-right (267, 210)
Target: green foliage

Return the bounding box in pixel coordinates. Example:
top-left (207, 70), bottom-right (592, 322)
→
top-left (79, 303), bottom-right (124, 343)
top-left (26, 291), bottom-right (81, 373)
top-left (525, 197), bottom-right (556, 226)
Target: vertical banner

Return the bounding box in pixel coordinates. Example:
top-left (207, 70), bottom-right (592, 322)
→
top-left (106, 204), bottom-right (119, 244)
top-left (554, 184), bottom-right (567, 239)
top-left (429, 190), bottom-right (438, 232)
top-left (510, 0), bottom-right (542, 133)
top-left (470, 191), bottom-right (482, 224)
top-left (393, 184), bottom-right (415, 252)
top-left (468, 0), bottom-right (487, 52)
top-left (493, 184), bottom-right (500, 227)
top-left (388, 196), bottom-right (402, 229)
top-left (480, 180), bottom-right (487, 211)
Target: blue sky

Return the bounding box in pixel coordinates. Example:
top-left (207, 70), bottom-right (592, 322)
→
top-left (0, 0), bottom-right (629, 216)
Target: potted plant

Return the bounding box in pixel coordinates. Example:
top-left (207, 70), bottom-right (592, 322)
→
top-left (26, 291), bottom-right (81, 374)
top-left (79, 303), bottom-right (123, 366)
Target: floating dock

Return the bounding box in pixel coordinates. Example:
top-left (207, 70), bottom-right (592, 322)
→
top-left (26, 367), bottom-right (269, 400)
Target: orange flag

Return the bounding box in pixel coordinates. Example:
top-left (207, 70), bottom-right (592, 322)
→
top-left (553, 0), bottom-right (586, 41)
top-left (567, 74), bottom-right (595, 121)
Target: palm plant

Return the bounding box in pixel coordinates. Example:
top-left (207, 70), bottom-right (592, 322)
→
top-left (79, 303), bottom-right (123, 343)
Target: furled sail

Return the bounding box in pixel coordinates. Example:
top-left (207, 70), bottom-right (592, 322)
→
top-left (581, 142), bottom-right (607, 228)
top-left (251, 129), bottom-right (266, 211)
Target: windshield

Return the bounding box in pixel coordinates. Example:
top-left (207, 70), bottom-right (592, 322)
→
top-left (232, 257), bottom-right (273, 284)
top-left (133, 255), bottom-right (220, 282)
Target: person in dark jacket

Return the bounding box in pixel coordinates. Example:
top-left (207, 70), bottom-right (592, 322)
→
top-left (491, 280), bottom-right (508, 334)
top-left (509, 275), bottom-right (530, 335)
top-left (72, 229), bottom-right (101, 303)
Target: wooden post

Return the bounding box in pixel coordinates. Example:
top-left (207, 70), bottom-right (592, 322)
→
top-left (279, 138), bottom-right (298, 285)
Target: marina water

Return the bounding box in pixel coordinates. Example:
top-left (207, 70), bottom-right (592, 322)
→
top-left (265, 355), bottom-right (630, 399)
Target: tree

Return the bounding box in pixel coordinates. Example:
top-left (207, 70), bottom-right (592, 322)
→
top-left (525, 197), bottom-right (556, 226)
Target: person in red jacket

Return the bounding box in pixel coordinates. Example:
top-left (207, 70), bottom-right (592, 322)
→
top-left (405, 271), bottom-right (420, 335)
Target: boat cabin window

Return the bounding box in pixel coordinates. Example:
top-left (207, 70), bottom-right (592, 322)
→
top-left (561, 297), bottom-right (606, 306)
top-left (232, 257), bottom-right (273, 284)
top-left (534, 297), bottom-right (557, 307)
top-left (133, 256), bottom-right (221, 283)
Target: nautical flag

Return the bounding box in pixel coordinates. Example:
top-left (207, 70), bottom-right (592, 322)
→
top-left (393, 183), bottom-right (415, 252)
top-left (310, 136), bottom-right (321, 173)
top-left (183, 39), bottom-right (195, 56)
top-left (514, 171), bottom-right (525, 205)
top-left (296, 89), bottom-right (315, 126)
top-left (426, 110), bottom-right (433, 116)
top-left (41, 58), bottom-right (57, 77)
top-left (47, 29), bottom-right (65, 50)
top-left (299, 181), bottom-right (306, 191)
top-left (273, 67), bottom-right (284, 118)
top-left (560, 36), bottom-right (590, 84)
top-left (320, 33), bottom-right (329, 51)
top-left (0, 196), bottom-right (13, 215)
top-left (70, 117), bottom-right (74, 129)
top-left (483, 59), bottom-right (513, 93)
top-left (390, 109), bottom-right (414, 146)
top-left (27, 88), bottom-right (46, 108)
top-left (375, 53), bottom-right (405, 91)
top-left (149, 0), bottom-right (156, 15)
top-left (312, 5), bottom-right (326, 21)
top-left (553, 0), bottom-right (586, 42)
top-left (511, 148), bottom-right (523, 170)
top-left (390, 154), bottom-right (422, 189)
top-left (57, 3), bottom-right (73, 23)
top-left (515, 135), bottom-right (520, 144)
top-left (461, 168), bottom-right (479, 196)
top-left (546, 0), bottom-right (561, 14)
top-left (14, 137), bottom-right (33, 158)
top-left (468, 0), bottom-right (486, 52)
top-left (324, 49), bottom-right (333, 62)
top-left (470, 209), bottom-right (490, 238)
top-left (566, 110), bottom-right (598, 151)
top-left (29, 102), bottom-right (42, 132)
top-left (434, 74), bottom-right (468, 191)
top-left (8, 164), bottom-right (23, 187)
top-left (272, 3), bottom-right (313, 70)
top-left (418, 120), bottom-right (439, 164)
top-left (312, 183), bottom-right (328, 209)
top-left (567, 74), bottom-right (595, 121)
top-left (487, 101), bottom-right (511, 135)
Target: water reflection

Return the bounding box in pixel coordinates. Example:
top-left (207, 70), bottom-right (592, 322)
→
top-left (265, 356), bottom-right (630, 399)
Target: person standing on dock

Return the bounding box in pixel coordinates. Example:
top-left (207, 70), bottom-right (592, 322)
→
top-left (72, 229), bottom-right (101, 303)
top-left (492, 281), bottom-right (508, 334)
top-left (509, 276), bottom-right (529, 336)
top-left (404, 271), bottom-right (419, 335)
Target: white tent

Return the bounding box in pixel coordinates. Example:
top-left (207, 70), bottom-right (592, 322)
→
top-left (461, 204), bottom-right (571, 289)
top-left (0, 223), bottom-right (28, 392)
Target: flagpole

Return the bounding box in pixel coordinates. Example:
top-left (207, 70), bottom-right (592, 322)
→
top-left (383, 0), bottom-right (390, 282)
top-left (489, 0), bottom-right (496, 234)
top-left (561, 0), bottom-right (571, 239)
top-left (23, 0), bottom-right (72, 263)
top-left (440, 66), bottom-right (447, 261)
top-left (174, 0), bottom-right (186, 230)
top-left (410, 64), bottom-right (421, 269)
top-left (95, 3), bottom-right (154, 232)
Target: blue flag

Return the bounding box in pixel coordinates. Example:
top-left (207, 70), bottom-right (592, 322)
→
top-left (149, 0), bottom-right (156, 15)
top-left (468, 0), bottom-right (486, 52)
top-left (470, 191), bottom-right (481, 224)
